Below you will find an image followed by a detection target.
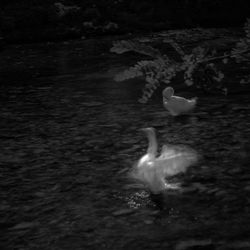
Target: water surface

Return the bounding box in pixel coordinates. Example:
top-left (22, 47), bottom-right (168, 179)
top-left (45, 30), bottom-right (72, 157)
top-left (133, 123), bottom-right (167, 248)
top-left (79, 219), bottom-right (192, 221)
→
top-left (1, 38), bottom-right (250, 250)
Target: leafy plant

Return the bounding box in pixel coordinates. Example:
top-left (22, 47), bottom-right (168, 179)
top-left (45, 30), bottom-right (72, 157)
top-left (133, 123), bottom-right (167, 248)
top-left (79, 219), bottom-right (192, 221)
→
top-left (111, 19), bottom-right (250, 103)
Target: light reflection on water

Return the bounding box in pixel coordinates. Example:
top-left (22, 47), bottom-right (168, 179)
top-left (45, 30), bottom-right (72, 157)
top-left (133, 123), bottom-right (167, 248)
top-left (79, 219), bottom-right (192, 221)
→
top-left (126, 191), bottom-right (150, 209)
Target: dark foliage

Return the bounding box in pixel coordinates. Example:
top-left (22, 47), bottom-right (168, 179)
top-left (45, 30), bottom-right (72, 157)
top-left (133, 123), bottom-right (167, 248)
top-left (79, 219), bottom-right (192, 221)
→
top-left (1, 0), bottom-right (250, 43)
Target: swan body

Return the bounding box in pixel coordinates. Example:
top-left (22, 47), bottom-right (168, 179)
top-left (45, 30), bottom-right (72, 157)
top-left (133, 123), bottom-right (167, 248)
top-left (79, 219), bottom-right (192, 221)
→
top-left (162, 87), bottom-right (197, 116)
top-left (130, 128), bottom-right (198, 194)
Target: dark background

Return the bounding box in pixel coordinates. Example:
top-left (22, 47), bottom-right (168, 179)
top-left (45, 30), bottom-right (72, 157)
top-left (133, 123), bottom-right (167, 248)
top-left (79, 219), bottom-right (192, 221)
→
top-left (0, 0), bottom-right (249, 44)
top-left (1, 2), bottom-right (250, 250)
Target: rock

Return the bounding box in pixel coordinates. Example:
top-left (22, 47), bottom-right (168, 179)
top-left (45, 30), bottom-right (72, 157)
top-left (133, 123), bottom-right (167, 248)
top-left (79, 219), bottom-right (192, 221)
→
top-left (10, 221), bottom-right (39, 230)
top-left (34, 191), bottom-right (46, 197)
top-left (122, 183), bottom-right (145, 190)
top-left (81, 101), bottom-right (104, 107)
top-left (175, 239), bottom-right (214, 250)
top-left (143, 219), bottom-right (153, 225)
top-left (228, 168), bottom-right (242, 174)
top-left (206, 188), bottom-right (220, 194)
top-left (112, 208), bottom-right (135, 216)
top-left (220, 241), bottom-right (250, 250)
top-left (0, 204), bottom-right (10, 211)
top-left (215, 190), bottom-right (227, 197)
top-left (191, 182), bottom-right (208, 192)
top-left (181, 186), bottom-right (198, 193)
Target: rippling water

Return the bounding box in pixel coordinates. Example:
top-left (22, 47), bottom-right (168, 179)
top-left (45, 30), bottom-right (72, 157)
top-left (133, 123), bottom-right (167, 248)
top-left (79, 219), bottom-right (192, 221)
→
top-left (1, 39), bottom-right (250, 250)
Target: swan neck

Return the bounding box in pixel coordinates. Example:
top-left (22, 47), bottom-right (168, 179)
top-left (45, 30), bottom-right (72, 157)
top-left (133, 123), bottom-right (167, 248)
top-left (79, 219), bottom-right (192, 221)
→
top-left (146, 130), bottom-right (158, 156)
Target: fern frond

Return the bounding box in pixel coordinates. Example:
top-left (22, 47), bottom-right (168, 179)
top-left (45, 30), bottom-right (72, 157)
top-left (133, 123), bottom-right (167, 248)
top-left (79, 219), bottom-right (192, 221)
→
top-left (139, 78), bottom-right (160, 103)
top-left (163, 39), bottom-right (185, 57)
top-left (114, 59), bottom-right (167, 82)
top-left (114, 66), bottom-right (143, 82)
top-left (244, 18), bottom-right (250, 40)
top-left (110, 40), bottom-right (163, 58)
top-left (111, 19), bottom-right (250, 103)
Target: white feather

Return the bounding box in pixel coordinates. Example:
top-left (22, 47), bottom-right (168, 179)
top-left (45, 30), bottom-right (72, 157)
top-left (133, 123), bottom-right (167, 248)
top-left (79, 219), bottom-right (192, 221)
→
top-left (130, 128), bottom-right (198, 194)
top-left (162, 87), bottom-right (197, 116)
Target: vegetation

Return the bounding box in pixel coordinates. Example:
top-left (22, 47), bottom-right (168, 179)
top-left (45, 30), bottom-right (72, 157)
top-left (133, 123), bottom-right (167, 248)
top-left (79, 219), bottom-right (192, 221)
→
top-left (111, 20), bottom-right (250, 103)
top-left (1, 1), bottom-right (250, 43)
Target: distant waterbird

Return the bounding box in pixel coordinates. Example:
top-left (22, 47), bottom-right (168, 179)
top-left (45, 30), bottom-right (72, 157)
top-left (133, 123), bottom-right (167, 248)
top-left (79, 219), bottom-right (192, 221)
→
top-left (162, 87), bottom-right (197, 116)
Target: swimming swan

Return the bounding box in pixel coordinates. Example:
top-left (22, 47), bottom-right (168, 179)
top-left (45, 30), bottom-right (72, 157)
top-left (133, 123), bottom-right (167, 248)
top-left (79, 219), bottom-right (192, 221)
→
top-left (162, 87), bottom-right (197, 116)
top-left (130, 128), bottom-right (198, 194)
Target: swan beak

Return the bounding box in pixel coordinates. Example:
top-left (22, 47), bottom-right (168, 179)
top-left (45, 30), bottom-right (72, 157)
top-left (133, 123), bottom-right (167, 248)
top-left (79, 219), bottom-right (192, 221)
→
top-left (139, 128), bottom-right (155, 133)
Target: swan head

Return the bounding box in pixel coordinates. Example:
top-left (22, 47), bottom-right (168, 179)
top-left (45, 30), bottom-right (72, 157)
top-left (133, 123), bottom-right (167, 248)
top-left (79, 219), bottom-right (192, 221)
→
top-left (162, 87), bottom-right (174, 100)
top-left (140, 127), bottom-right (155, 136)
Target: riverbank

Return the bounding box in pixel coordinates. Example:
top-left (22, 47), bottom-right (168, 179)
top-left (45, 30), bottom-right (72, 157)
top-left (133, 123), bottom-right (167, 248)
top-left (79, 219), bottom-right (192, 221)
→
top-left (1, 1), bottom-right (250, 45)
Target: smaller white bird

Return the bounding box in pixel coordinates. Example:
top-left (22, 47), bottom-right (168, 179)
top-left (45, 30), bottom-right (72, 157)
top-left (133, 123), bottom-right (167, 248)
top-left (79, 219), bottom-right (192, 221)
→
top-left (130, 128), bottom-right (198, 194)
top-left (162, 87), bottom-right (197, 116)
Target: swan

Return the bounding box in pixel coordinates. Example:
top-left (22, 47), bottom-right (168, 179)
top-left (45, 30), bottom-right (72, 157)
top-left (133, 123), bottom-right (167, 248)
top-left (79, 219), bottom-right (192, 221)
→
top-left (162, 87), bottom-right (197, 116)
top-left (130, 128), bottom-right (198, 194)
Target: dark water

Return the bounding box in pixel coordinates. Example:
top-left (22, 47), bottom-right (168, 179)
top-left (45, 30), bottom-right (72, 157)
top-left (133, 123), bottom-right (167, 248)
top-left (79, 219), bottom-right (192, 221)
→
top-left (1, 39), bottom-right (250, 250)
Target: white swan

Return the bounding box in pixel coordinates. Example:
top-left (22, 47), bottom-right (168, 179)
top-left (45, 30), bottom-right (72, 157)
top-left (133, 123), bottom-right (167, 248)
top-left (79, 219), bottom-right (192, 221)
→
top-left (130, 128), bottom-right (198, 194)
top-left (162, 87), bottom-right (197, 116)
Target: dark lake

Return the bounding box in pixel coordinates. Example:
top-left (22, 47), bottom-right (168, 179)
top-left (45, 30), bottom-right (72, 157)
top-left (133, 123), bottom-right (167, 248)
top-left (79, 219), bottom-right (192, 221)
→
top-left (1, 34), bottom-right (250, 250)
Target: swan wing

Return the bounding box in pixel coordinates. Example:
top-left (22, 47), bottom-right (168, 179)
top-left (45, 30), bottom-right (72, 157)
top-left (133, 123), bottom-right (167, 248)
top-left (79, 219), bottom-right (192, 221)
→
top-left (156, 145), bottom-right (198, 176)
top-left (131, 158), bottom-right (167, 193)
top-left (163, 97), bottom-right (194, 115)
